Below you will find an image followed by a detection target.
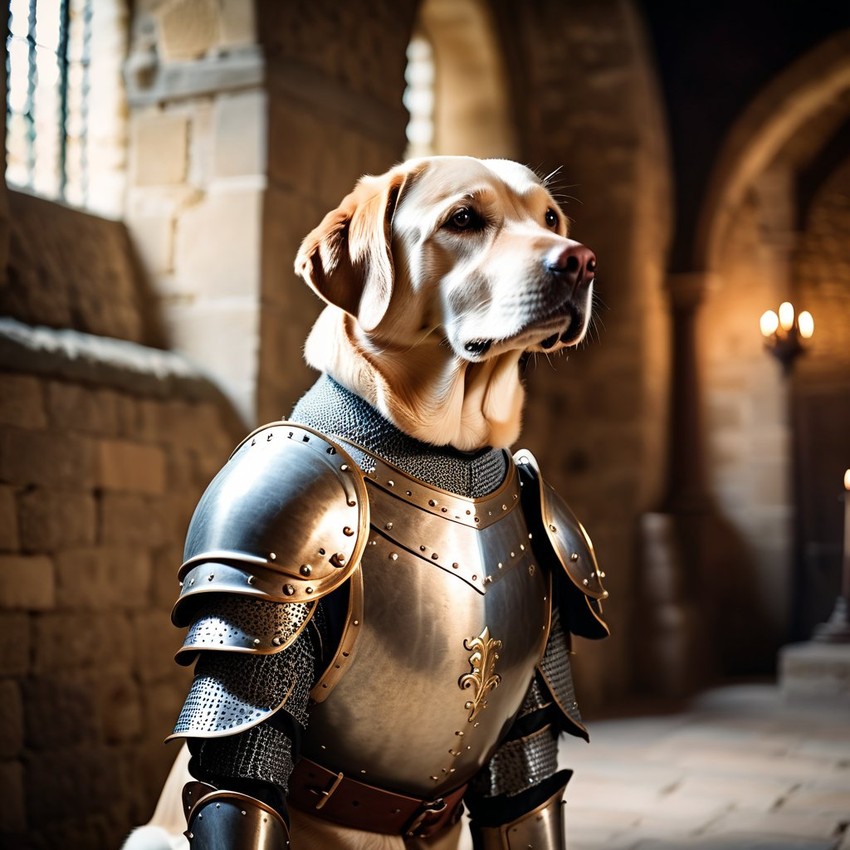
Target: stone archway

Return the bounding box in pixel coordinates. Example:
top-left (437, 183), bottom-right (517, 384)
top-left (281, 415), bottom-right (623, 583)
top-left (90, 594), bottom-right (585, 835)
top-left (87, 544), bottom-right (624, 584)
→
top-left (693, 30), bottom-right (850, 651)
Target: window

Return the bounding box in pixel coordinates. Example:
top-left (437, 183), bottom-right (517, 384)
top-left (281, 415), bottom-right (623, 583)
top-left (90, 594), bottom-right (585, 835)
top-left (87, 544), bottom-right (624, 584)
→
top-left (6, 0), bottom-right (125, 216)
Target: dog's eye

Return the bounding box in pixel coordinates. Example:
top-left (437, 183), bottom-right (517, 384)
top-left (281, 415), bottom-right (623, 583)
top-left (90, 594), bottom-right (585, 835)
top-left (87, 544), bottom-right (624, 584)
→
top-left (445, 207), bottom-right (483, 232)
top-left (545, 208), bottom-right (559, 229)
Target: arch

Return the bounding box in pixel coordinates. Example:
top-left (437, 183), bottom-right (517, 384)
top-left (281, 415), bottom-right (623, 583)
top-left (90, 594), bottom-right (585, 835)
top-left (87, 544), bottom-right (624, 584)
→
top-left (410, 0), bottom-right (517, 159)
top-left (697, 29), bottom-right (850, 271)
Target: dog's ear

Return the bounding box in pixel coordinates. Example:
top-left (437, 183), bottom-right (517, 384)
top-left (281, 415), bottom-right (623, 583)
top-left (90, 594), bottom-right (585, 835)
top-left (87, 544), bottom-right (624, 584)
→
top-left (295, 169), bottom-right (409, 333)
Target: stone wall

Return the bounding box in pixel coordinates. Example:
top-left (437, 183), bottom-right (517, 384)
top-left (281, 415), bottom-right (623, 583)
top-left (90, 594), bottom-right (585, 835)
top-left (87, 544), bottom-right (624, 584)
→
top-left (0, 321), bottom-right (242, 850)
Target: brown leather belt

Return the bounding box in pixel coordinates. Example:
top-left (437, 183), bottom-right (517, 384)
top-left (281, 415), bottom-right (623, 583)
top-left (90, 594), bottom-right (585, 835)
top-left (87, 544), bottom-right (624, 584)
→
top-left (288, 756), bottom-right (467, 839)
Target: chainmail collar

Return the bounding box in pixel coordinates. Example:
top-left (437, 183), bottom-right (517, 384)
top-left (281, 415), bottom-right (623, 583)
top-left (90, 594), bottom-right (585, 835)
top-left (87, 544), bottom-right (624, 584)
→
top-left (289, 375), bottom-right (509, 499)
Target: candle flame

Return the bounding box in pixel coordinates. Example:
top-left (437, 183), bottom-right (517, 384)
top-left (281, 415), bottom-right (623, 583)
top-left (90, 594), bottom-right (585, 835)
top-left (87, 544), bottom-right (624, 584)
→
top-left (778, 301), bottom-right (795, 331)
top-left (759, 310), bottom-right (779, 337)
top-left (845, 469), bottom-right (850, 491)
top-left (798, 310), bottom-right (814, 339)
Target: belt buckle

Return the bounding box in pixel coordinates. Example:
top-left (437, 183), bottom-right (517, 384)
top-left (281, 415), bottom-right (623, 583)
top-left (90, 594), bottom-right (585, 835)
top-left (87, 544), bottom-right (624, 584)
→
top-left (404, 797), bottom-right (447, 838)
top-left (308, 770), bottom-right (344, 811)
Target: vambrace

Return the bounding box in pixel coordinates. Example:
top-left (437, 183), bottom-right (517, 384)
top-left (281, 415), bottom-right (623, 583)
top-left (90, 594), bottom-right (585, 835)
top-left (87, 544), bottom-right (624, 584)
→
top-left (183, 781), bottom-right (290, 849)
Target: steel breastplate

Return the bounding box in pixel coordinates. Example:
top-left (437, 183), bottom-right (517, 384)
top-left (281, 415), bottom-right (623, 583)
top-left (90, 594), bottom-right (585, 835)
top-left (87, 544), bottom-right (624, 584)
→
top-left (302, 448), bottom-right (552, 799)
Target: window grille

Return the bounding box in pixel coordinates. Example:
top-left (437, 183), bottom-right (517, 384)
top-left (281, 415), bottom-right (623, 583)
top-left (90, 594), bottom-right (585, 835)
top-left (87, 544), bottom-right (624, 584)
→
top-left (403, 33), bottom-right (435, 159)
top-left (6, 0), bottom-right (93, 206)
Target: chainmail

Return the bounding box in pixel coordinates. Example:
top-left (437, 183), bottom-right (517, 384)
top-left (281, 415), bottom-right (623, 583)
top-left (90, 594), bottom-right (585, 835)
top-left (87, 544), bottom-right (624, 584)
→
top-left (179, 595), bottom-right (315, 659)
top-left (468, 725), bottom-right (559, 798)
top-left (290, 374), bottom-right (508, 498)
top-left (538, 608), bottom-right (586, 738)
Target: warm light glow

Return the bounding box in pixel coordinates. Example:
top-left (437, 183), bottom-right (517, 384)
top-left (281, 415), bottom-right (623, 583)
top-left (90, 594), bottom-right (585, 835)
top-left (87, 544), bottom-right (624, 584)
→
top-left (759, 310), bottom-right (779, 337)
top-left (798, 310), bottom-right (814, 339)
top-left (845, 469), bottom-right (850, 491)
top-left (778, 301), bottom-right (795, 331)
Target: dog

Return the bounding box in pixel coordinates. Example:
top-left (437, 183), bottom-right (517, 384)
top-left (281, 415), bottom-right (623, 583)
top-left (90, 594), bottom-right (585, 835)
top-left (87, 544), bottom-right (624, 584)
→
top-left (123, 156), bottom-right (597, 850)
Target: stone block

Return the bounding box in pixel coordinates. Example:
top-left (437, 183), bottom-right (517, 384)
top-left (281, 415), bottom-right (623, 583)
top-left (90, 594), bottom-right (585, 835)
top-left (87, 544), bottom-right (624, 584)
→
top-left (213, 91), bottom-right (267, 178)
top-left (0, 760), bottom-right (26, 833)
top-left (130, 109), bottom-right (189, 187)
top-left (155, 0), bottom-right (221, 62)
top-left (0, 554), bottom-right (55, 610)
top-left (46, 382), bottom-right (121, 436)
top-left (133, 610), bottom-right (184, 683)
top-left (98, 439), bottom-right (167, 495)
top-left (220, 0), bottom-right (255, 47)
top-left (126, 211), bottom-right (174, 277)
top-left (33, 611), bottom-right (134, 673)
top-left (100, 492), bottom-right (170, 548)
top-left (151, 544), bottom-right (183, 607)
top-left (173, 186), bottom-right (263, 299)
top-left (0, 485), bottom-right (19, 551)
top-left (71, 668), bottom-right (143, 744)
top-left (0, 681), bottom-right (23, 759)
top-left (25, 745), bottom-right (123, 824)
top-left (0, 613), bottom-right (30, 676)
top-left (0, 374), bottom-right (46, 428)
top-left (17, 488), bottom-right (97, 552)
top-left (55, 546), bottom-right (152, 610)
top-left (0, 427), bottom-right (97, 489)
top-left (21, 677), bottom-right (99, 751)
top-left (779, 641), bottom-right (850, 706)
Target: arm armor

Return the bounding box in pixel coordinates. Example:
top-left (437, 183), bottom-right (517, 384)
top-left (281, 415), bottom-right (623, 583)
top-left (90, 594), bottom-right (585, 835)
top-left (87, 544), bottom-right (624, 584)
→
top-left (514, 448), bottom-right (610, 640)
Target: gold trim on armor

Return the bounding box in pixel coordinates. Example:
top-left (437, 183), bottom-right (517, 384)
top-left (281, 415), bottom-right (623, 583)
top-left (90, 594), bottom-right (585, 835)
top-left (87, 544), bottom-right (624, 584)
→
top-left (310, 565), bottom-right (365, 702)
top-left (459, 627), bottom-right (503, 722)
top-left (338, 441), bottom-right (521, 530)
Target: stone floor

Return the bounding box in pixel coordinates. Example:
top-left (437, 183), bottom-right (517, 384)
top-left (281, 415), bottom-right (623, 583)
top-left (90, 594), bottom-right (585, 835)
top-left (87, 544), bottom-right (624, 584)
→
top-left (554, 684), bottom-right (850, 850)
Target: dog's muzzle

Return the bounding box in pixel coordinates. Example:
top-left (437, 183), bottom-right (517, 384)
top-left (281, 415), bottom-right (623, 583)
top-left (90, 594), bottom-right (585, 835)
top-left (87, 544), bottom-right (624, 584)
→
top-left (544, 242), bottom-right (596, 295)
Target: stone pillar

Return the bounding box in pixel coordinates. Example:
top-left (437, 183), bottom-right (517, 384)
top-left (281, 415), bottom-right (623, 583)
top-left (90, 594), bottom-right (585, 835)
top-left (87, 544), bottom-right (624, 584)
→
top-left (124, 0), bottom-right (264, 427)
top-left (0, 1), bottom-right (10, 287)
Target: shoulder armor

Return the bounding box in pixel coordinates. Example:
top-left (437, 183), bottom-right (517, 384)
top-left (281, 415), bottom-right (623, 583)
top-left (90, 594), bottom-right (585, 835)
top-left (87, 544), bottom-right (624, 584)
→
top-left (172, 422), bottom-right (369, 627)
top-left (514, 448), bottom-right (610, 639)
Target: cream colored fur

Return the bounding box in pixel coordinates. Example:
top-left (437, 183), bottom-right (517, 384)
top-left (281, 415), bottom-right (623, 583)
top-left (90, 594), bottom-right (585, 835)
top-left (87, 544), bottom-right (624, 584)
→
top-left (297, 156), bottom-right (594, 452)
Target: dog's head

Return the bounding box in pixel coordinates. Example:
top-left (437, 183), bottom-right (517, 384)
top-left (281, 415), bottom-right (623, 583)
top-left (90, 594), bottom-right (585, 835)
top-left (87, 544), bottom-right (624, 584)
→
top-left (295, 156), bottom-right (596, 361)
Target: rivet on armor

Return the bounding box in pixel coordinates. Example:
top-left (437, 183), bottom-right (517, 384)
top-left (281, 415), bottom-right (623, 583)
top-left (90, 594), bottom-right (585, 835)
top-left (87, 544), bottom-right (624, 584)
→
top-left (431, 553), bottom-right (439, 560)
top-left (484, 576), bottom-right (493, 585)
top-left (283, 584), bottom-right (295, 596)
top-left (353, 619), bottom-right (360, 626)
top-left (247, 575), bottom-right (255, 585)
top-left (387, 479), bottom-right (395, 487)
top-left (251, 438), bottom-right (256, 445)
top-left (428, 499), bottom-right (437, 507)
top-left (178, 581), bottom-right (183, 587)
top-left (452, 562), bottom-right (459, 569)
top-left (270, 552), bottom-right (277, 560)
top-left (406, 490), bottom-right (412, 496)
top-left (498, 562), bottom-right (503, 569)
top-left (602, 591), bottom-right (610, 599)
top-left (253, 638), bottom-right (260, 646)
top-left (420, 545), bottom-right (426, 552)
top-left (241, 810), bottom-right (247, 816)
top-left (385, 522), bottom-right (394, 530)
top-left (340, 464), bottom-right (349, 472)
top-left (348, 499), bottom-right (357, 507)
top-left (582, 579), bottom-right (589, 586)
top-left (300, 565), bottom-right (312, 576)
top-left (272, 637), bottom-right (282, 646)
top-left (520, 544), bottom-right (525, 551)
top-left (368, 539), bottom-right (376, 546)
top-left (430, 776), bottom-right (439, 781)
top-left (306, 587), bottom-right (314, 594)
top-left (455, 730), bottom-right (464, 736)
top-left (510, 551), bottom-right (515, 558)
top-left (472, 574), bottom-right (477, 581)
top-left (266, 433), bottom-right (273, 441)
top-left (570, 553), bottom-right (580, 562)
top-left (343, 526), bottom-right (354, 537)
top-left (332, 553), bottom-right (346, 566)
top-left (502, 504), bottom-right (507, 511)
top-left (474, 517), bottom-right (480, 524)
top-left (528, 564), bottom-right (535, 576)
top-left (466, 509), bottom-right (471, 515)
top-left (207, 574), bottom-right (214, 581)
top-left (600, 571), bottom-right (606, 578)
top-left (215, 803), bottom-right (221, 808)
top-left (549, 524), bottom-right (557, 532)
top-left (441, 507), bottom-right (448, 513)
top-left (389, 553), bottom-right (399, 561)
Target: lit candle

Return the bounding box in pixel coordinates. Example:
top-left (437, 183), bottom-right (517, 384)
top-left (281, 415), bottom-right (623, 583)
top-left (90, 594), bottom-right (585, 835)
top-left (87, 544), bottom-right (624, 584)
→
top-left (844, 470), bottom-right (850, 599)
top-left (759, 310), bottom-right (779, 337)
top-left (798, 311), bottom-right (814, 339)
top-left (778, 301), bottom-right (795, 332)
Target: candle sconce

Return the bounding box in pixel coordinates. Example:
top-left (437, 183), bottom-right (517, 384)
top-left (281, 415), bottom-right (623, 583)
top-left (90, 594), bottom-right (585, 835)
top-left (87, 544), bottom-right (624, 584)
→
top-left (759, 301), bottom-right (813, 375)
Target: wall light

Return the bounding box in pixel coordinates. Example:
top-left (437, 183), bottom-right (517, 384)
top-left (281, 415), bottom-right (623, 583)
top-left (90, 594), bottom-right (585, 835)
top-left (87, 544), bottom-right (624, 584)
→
top-left (759, 301), bottom-right (813, 375)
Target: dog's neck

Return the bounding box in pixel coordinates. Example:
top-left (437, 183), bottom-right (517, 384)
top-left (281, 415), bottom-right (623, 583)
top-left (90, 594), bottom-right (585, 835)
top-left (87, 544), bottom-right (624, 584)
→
top-left (304, 307), bottom-right (526, 452)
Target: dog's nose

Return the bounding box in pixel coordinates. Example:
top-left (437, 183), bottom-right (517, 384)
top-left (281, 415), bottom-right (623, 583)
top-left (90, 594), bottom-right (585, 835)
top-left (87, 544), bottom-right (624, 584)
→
top-left (546, 242), bottom-right (596, 289)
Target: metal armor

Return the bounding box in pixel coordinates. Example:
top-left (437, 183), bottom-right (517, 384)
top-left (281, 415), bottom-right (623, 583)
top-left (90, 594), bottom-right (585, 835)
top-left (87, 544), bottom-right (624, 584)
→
top-left (169, 421), bottom-right (609, 845)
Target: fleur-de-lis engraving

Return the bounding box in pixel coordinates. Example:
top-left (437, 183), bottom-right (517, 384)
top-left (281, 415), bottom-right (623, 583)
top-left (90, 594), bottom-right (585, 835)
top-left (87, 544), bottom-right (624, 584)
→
top-left (459, 626), bottom-right (502, 722)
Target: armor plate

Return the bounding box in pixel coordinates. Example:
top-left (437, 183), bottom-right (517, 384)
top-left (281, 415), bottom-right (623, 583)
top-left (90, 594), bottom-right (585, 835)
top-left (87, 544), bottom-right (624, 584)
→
top-left (301, 450), bottom-right (552, 800)
top-left (172, 422), bottom-right (369, 625)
